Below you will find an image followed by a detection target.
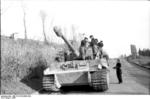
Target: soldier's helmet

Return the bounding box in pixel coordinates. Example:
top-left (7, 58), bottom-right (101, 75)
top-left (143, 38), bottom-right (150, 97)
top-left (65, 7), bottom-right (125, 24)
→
top-left (90, 35), bottom-right (94, 39)
top-left (84, 37), bottom-right (88, 42)
top-left (98, 41), bottom-right (103, 47)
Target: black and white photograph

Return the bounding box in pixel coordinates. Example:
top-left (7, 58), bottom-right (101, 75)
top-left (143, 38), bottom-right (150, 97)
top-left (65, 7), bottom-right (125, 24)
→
top-left (1, 0), bottom-right (150, 98)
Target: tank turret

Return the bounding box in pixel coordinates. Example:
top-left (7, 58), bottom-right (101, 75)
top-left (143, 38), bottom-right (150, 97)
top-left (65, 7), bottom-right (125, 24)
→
top-left (53, 26), bottom-right (80, 58)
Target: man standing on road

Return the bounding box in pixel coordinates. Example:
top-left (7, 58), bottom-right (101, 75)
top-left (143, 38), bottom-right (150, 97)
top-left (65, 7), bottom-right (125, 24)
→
top-left (113, 59), bottom-right (123, 84)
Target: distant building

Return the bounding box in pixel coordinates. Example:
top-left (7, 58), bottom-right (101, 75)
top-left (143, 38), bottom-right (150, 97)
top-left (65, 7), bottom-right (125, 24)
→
top-left (130, 44), bottom-right (137, 59)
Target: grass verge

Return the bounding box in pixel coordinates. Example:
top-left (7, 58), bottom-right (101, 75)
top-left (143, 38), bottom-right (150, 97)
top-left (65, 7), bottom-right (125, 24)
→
top-left (1, 36), bottom-right (59, 94)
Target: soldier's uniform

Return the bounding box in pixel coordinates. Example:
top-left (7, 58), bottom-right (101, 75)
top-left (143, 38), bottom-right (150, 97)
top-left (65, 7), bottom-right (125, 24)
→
top-left (79, 46), bottom-right (86, 60)
top-left (79, 39), bottom-right (86, 60)
top-left (98, 41), bottom-right (103, 48)
top-left (90, 37), bottom-right (98, 59)
top-left (97, 41), bottom-right (104, 58)
top-left (95, 47), bottom-right (103, 59)
top-left (114, 59), bottom-right (123, 84)
top-left (79, 38), bottom-right (91, 60)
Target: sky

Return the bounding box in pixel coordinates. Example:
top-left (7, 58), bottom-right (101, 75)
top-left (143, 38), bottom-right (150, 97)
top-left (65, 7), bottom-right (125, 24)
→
top-left (1, 0), bottom-right (150, 58)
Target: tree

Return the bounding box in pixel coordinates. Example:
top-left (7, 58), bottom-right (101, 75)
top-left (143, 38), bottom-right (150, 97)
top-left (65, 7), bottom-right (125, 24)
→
top-left (71, 25), bottom-right (80, 49)
top-left (138, 48), bottom-right (141, 56)
top-left (1, 0), bottom-right (13, 15)
top-left (39, 10), bottom-right (48, 44)
top-left (71, 25), bottom-right (77, 42)
top-left (49, 18), bottom-right (54, 43)
top-left (21, 2), bottom-right (28, 40)
top-left (138, 48), bottom-right (150, 57)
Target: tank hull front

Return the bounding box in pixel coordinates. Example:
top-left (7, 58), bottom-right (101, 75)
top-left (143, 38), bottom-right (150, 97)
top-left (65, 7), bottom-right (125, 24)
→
top-left (56, 72), bottom-right (89, 86)
top-left (42, 69), bottom-right (109, 91)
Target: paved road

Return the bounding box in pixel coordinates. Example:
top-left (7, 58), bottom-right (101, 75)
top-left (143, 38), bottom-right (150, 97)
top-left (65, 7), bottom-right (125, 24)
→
top-left (36, 59), bottom-right (150, 95)
top-left (104, 59), bottom-right (150, 94)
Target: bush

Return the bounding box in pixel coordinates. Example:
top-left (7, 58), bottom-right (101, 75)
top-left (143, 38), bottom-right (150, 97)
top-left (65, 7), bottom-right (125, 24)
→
top-left (1, 37), bottom-right (58, 94)
top-left (138, 48), bottom-right (150, 57)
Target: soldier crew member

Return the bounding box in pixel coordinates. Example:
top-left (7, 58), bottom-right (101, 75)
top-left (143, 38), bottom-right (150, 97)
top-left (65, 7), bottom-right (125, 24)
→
top-left (89, 35), bottom-right (98, 59)
top-left (79, 37), bottom-right (89, 60)
top-left (97, 41), bottom-right (104, 58)
top-left (113, 59), bottom-right (123, 84)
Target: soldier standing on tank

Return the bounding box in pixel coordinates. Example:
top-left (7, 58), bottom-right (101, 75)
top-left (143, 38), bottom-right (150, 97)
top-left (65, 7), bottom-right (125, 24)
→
top-left (95, 39), bottom-right (98, 45)
top-left (90, 35), bottom-right (98, 59)
top-left (79, 37), bottom-right (89, 60)
top-left (84, 37), bottom-right (89, 44)
top-left (113, 59), bottom-right (123, 84)
top-left (97, 41), bottom-right (104, 58)
top-left (89, 35), bottom-right (95, 46)
top-left (99, 41), bottom-right (103, 48)
top-left (81, 37), bottom-right (88, 46)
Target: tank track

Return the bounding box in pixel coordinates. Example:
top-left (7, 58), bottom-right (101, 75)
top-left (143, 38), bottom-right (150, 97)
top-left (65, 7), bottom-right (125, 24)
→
top-left (90, 69), bottom-right (109, 91)
top-left (42, 75), bottom-right (59, 92)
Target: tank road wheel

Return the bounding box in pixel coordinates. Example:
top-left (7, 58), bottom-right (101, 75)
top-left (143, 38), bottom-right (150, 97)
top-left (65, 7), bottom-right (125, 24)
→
top-left (42, 75), bottom-right (59, 92)
top-left (90, 69), bottom-right (109, 91)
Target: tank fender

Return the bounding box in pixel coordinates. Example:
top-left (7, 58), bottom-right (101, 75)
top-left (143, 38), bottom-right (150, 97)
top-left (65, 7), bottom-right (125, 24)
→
top-left (100, 58), bottom-right (109, 69)
top-left (44, 68), bottom-right (51, 75)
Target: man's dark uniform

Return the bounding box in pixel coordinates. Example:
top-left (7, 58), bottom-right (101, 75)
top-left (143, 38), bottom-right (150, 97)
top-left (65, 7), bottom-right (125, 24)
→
top-left (90, 38), bottom-right (98, 59)
top-left (115, 61), bottom-right (123, 84)
top-left (79, 39), bottom-right (86, 60)
top-left (98, 41), bottom-right (103, 48)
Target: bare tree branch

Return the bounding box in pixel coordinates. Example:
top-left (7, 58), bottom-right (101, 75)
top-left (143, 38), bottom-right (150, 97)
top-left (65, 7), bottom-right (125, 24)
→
top-left (21, 0), bottom-right (27, 40)
top-left (39, 10), bottom-right (48, 44)
top-left (49, 18), bottom-right (54, 43)
top-left (1, 0), bottom-right (13, 15)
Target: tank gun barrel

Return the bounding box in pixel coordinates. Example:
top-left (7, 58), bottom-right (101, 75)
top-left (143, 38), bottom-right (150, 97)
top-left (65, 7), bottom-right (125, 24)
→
top-left (53, 26), bottom-right (79, 57)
